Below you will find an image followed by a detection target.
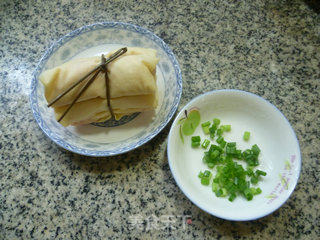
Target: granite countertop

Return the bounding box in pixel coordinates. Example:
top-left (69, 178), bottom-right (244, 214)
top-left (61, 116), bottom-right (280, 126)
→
top-left (1, 0), bottom-right (319, 239)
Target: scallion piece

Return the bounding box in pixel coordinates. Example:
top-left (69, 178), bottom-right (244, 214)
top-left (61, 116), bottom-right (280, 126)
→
top-left (221, 125), bottom-right (231, 132)
top-left (215, 189), bottom-right (223, 197)
top-left (216, 136), bottom-right (224, 145)
top-left (191, 136), bottom-right (201, 142)
top-left (251, 144), bottom-right (260, 156)
top-left (200, 170), bottom-right (212, 186)
top-left (246, 167), bottom-right (254, 176)
top-left (207, 162), bottom-right (215, 168)
top-left (228, 193), bottom-right (236, 202)
top-left (191, 136), bottom-right (201, 148)
top-left (235, 149), bottom-right (242, 159)
top-left (210, 150), bottom-right (220, 159)
top-left (212, 182), bottom-right (218, 192)
top-left (226, 146), bottom-right (236, 155)
top-left (251, 176), bottom-right (259, 184)
top-left (244, 189), bottom-right (253, 201)
top-left (201, 177), bottom-right (210, 185)
top-left (219, 139), bottom-right (226, 148)
top-left (209, 125), bottom-right (216, 138)
top-left (202, 121), bottom-right (211, 134)
top-left (202, 155), bottom-right (209, 163)
top-left (221, 188), bottom-right (228, 197)
top-left (201, 121), bottom-right (211, 127)
top-left (209, 125), bottom-right (216, 133)
top-left (243, 131), bottom-right (250, 141)
top-left (201, 139), bottom-right (210, 149)
top-left (209, 144), bottom-right (223, 153)
top-left (191, 141), bottom-right (200, 148)
top-left (216, 128), bottom-right (223, 136)
top-left (202, 126), bottom-right (209, 134)
top-left (213, 118), bottom-right (220, 126)
top-left (250, 187), bottom-right (262, 195)
top-left (256, 170), bottom-right (267, 176)
top-left (227, 142), bottom-right (236, 147)
top-left (255, 188), bottom-right (262, 194)
top-left (203, 170), bottom-right (211, 178)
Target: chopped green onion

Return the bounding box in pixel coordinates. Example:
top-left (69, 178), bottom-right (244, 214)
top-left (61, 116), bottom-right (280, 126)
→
top-left (220, 156), bottom-right (226, 163)
top-left (207, 162), bottom-right (215, 168)
top-left (213, 118), bottom-right (220, 126)
top-left (227, 142), bottom-right (236, 147)
top-left (251, 176), bottom-right (259, 184)
top-left (250, 187), bottom-right (262, 195)
top-left (191, 141), bottom-right (200, 148)
top-left (216, 128), bottom-right (223, 136)
top-left (216, 136), bottom-right (224, 144)
top-left (209, 125), bottom-right (217, 133)
top-left (210, 150), bottom-right (220, 159)
top-left (194, 119), bottom-right (265, 201)
top-left (226, 146), bottom-right (236, 155)
top-left (221, 188), bottom-right (228, 197)
top-left (215, 189), bottom-right (223, 197)
top-left (256, 170), bottom-right (267, 176)
top-left (209, 125), bottom-right (216, 138)
top-left (234, 149), bottom-right (242, 159)
top-left (246, 167), bottom-right (254, 176)
top-left (219, 141), bottom-right (226, 148)
top-left (200, 170), bottom-right (212, 185)
top-left (201, 139), bottom-right (210, 149)
top-left (201, 121), bottom-right (211, 127)
top-left (191, 136), bottom-right (201, 148)
top-left (216, 135), bottom-right (226, 148)
top-left (244, 189), bottom-right (253, 200)
top-left (202, 121), bottom-right (211, 134)
top-left (203, 152), bottom-right (212, 164)
top-left (212, 182), bottom-right (218, 192)
top-left (191, 136), bottom-right (201, 142)
top-left (203, 170), bottom-right (211, 178)
top-left (228, 193), bottom-right (236, 202)
top-left (202, 126), bottom-right (210, 134)
top-left (255, 188), bottom-right (262, 194)
top-left (251, 144), bottom-right (260, 156)
top-left (243, 131), bottom-right (250, 141)
top-left (201, 177), bottom-right (210, 185)
top-left (209, 144), bottom-right (223, 153)
top-left (209, 126), bottom-right (216, 138)
top-left (221, 125), bottom-right (231, 132)
top-left (242, 149), bottom-right (252, 159)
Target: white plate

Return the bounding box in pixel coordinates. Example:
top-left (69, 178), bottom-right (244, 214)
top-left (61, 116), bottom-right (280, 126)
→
top-left (167, 89), bottom-right (301, 221)
top-left (30, 22), bottom-right (182, 156)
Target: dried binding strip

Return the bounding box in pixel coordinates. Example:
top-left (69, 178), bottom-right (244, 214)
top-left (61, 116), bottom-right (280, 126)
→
top-left (46, 47), bottom-right (128, 122)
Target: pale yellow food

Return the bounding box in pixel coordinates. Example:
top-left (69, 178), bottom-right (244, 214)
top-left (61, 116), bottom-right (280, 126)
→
top-left (39, 47), bottom-right (159, 126)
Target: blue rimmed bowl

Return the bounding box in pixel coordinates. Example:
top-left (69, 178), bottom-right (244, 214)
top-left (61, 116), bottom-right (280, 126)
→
top-left (30, 22), bottom-right (182, 156)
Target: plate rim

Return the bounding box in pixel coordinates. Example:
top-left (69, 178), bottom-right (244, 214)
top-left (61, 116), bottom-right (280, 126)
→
top-left (167, 89), bottom-right (302, 221)
top-left (30, 22), bottom-right (182, 157)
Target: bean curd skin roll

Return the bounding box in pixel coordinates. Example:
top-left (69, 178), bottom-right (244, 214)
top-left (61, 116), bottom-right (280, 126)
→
top-left (39, 47), bottom-right (159, 127)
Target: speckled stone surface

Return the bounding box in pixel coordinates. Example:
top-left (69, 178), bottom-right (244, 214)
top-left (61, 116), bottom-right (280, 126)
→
top-left (1, 0), bottom-right (319, 239)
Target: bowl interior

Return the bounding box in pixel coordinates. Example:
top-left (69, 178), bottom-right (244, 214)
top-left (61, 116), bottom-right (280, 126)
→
top-left (31, 23), bottom-right (181, 156)
top-left (168, 90), bottom-right (300, 221)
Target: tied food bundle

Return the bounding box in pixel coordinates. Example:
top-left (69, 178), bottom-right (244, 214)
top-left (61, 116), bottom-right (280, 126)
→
top-left (40, 47), bottom-right (159, 127)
